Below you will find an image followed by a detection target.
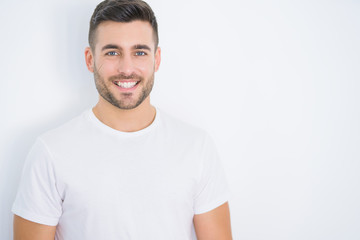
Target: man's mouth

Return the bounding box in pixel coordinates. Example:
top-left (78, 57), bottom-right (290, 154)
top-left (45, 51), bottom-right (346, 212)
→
top-left (114, 81), bottom-right (140, 89)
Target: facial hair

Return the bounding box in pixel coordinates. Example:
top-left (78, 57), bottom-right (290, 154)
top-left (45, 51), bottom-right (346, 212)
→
top-left (93, 62), bottom-right (154, 110)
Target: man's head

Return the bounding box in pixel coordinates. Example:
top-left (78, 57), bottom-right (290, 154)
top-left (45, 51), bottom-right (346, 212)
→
top-left (85, 0), bottom-right (161, 110)
top-left (89, 0), bottom-right (159, 51)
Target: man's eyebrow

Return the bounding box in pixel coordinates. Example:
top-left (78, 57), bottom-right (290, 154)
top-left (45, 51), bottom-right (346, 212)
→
top-left (101, 44), bottom-right (121, 51)
top-left (101, 44), bottom-right (152, 52)
top-left (133, 44), bottom-right (151, 51)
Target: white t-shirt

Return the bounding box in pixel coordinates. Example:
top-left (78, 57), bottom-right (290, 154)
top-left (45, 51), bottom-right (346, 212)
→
top-left (12, 108), bottom-right (230, 240)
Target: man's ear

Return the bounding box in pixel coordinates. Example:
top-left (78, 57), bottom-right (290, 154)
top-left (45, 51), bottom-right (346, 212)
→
top-left (85, 47), bottom-right (94, 73)
top-left (154, 46), bottom-right (161, 72)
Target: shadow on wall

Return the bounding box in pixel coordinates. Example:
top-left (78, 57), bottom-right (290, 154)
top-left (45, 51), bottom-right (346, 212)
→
top-left (0, 2), bottom-right (99, 239)
top-left (52, 2), bottom-right (94, 85)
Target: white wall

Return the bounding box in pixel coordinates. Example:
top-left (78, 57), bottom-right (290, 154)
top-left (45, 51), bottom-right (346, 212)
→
top-left (1, 0), bottom-right (359, 239)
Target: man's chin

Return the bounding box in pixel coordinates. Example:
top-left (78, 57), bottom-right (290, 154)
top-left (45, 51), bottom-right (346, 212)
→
top-left (110, 99), bottom-right (142, 110)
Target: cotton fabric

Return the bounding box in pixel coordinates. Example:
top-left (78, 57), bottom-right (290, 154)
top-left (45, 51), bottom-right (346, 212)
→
top-left (12, 108), bottom-right (230, 240)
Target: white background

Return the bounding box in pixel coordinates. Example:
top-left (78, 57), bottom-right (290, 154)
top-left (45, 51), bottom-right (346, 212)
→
top-left (1, 0), bottom-right (359, 239)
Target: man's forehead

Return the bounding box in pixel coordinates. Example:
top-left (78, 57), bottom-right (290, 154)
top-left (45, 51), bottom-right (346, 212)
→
top-left (95, 20), bottom-right (155, 46)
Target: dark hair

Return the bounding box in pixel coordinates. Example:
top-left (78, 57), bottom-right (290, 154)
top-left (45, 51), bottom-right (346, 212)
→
top-left (88, 0), bottom-right (158, 50)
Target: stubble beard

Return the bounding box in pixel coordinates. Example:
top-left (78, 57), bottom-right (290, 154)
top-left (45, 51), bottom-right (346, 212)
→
top-left (93, 63), bottom-right (154, 110)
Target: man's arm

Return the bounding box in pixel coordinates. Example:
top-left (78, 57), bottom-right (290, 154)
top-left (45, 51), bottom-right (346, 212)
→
top-left (13, 215), bottom-right (56, 240)
top-left (193, 202), bottom-right (232, 240)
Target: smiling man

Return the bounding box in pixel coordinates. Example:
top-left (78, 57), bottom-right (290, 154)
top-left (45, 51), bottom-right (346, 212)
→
top-left (12, 0), bottom-right (232, 239)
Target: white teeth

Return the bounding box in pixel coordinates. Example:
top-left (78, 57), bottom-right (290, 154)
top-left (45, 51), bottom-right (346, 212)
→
top-left (116, 81), bottom-right (138, 88)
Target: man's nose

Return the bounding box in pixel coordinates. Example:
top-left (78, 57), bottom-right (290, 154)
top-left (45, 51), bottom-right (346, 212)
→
top-left (117, 55), bottom-right (135, 76)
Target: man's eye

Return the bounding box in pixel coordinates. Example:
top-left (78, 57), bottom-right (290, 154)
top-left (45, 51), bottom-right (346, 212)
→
top-left (135, 51), bottom-right (146, 56)
top-left (106, 51), bottom-right (118, 56)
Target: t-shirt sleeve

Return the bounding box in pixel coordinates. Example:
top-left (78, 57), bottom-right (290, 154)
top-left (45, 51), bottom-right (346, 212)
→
top-left (12, 138), bottom-right (62, 226)
top-left (193, 134), bottom-right (231, 215)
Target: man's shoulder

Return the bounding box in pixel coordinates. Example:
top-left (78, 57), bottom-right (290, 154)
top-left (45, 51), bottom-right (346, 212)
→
top-left (158, 109), bottom-right (209, 141)
top-left (39, 109), bottom-right (91, 145)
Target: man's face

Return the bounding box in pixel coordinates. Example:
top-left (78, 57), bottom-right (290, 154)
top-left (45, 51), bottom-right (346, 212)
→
top-left (85, 20), bottom-right (161, 110)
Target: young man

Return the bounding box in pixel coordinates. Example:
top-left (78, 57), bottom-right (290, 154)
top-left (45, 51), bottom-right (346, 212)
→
top-left (12, 0), bottom-right (232, 239)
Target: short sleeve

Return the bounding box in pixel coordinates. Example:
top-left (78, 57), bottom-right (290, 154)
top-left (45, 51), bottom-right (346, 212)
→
top-left (12, 138), bottom-right (62, 226)
top-left (193, 134), bottom-right (230, 214)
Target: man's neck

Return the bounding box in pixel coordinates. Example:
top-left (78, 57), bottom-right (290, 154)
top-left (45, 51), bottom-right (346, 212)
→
top-left (92, 96), bottom-right (156, 132)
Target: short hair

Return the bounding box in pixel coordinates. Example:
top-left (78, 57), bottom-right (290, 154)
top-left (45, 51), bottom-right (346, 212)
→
top-left (88, 0), bottom-right (159, 50)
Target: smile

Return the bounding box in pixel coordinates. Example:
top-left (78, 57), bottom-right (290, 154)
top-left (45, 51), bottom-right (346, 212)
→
top-left (114, 81), bottom-right (140, 89)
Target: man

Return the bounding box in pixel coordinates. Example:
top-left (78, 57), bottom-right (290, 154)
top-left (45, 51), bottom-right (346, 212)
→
top-left (12, 0), bottom-right (232, 239)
